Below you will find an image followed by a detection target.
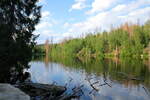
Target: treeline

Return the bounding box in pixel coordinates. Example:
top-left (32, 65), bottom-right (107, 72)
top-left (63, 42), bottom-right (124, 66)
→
top-left (47, 20), bottom-right (150, 59)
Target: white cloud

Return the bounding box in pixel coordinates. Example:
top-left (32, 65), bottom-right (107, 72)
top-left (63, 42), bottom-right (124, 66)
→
top-left (112, 4), bottom-right (126, 12)
top-left (34, 11), bottom-right (59, 43)
top-left (41, 11), bottom-right (51, 18)
top-left (66, 1), bottom-right (150, 36)
top-left (87, 0), bottom-right (150, 14)
top-left (38, 0), bottom-right (46, 5)
top-left (36, 22), bottom-right (52, 30)
top-left (126, 0), bottom-right (150, 11)
top-left (63, 22), bottom-right (70, 28)
top-left (112, 0), bottom-right (150, 13)
top-left (62, 32), bottom-right (72, 37)
top-left (68, 11), bottom-right (111, 34)
top-left (120, 7), bottom-right (150, 24)
top-left (36, 0), bottom-right (150, 44)
top-left (69, 0), bottom-right (87, 11)
top-left (88, 0), bottom-right (117, 14)
top-left (43, 32), bottom-right (61, 38)
top-left (35, 11), bottom-right (53, 30)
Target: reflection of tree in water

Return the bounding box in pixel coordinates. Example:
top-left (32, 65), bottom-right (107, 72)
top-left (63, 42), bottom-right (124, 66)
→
top-left (44, 39), bottom-right (49, 67)
top-left (45, 54), bottom-right (49, 67)
top-left (0, 65), bottom-right (31, 84)
top-left (49, 56), bottom-right (150, 99)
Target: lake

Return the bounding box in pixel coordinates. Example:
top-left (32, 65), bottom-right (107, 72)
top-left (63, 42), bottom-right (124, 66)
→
top-left (28, 57), bottom-right (150, 100)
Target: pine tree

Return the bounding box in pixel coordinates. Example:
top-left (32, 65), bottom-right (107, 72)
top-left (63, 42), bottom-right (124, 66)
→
top-left (0, 0), bottom-right (41, 68)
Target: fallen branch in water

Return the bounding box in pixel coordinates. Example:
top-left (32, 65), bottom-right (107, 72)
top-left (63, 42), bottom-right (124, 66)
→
top-left (143, 86), bottom-right (150, 97)
top-left (55, 84), bottom-right (84, 100)
top-left (86, 77), bottom-right (100, 92)
top-left (85, 75), bottom-right (112, 95)
top-left (104, 79), bottom-right (112, 87)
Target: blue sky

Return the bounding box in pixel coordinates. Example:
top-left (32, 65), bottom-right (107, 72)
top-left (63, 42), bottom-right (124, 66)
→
top-left (35, 0), bottom-right (150, 44)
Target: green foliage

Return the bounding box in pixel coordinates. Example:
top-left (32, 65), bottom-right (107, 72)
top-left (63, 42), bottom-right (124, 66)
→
top-left (120, 39), bottom-right (143, 57)
top-left (42, 20), bottom-right (150, 59)
top-left (48, 55), bottom-right (150, 87)
top-left (108, 29), bottom-right (127, 50)
top-left (0, 0), bottom-right (41, 69)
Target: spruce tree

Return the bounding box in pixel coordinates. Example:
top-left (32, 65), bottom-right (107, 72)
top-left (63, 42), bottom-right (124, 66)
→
top-left (0, 0), bottom-right (41, 68)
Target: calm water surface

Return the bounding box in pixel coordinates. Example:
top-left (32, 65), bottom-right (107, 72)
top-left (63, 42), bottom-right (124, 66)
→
top-left (28, 58), bottom-right (150, 100)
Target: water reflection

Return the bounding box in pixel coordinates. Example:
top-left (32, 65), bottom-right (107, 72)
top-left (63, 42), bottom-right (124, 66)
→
top-left (28, 57), bottom-right (150, 100)
top-left (0, 65), bottom-right (31, 84)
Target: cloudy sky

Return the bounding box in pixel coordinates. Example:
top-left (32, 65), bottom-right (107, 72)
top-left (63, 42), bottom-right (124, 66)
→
top-left (35, 0), bottom-right (150, 44)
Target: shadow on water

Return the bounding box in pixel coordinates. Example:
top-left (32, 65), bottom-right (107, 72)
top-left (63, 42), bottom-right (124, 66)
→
top-left (30, 56), bottom-right (150, 100)
top-left (0, 62), bottom-right (31, 84)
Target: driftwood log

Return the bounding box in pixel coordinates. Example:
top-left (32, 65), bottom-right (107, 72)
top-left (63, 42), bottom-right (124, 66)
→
top-left (15, 83), bottom-right (66, 100)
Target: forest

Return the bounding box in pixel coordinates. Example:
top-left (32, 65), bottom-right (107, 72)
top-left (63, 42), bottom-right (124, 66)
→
top-left (0, 0), bottom-right (150, 100)
top-left (37, 20), bottom-right (150, 60)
